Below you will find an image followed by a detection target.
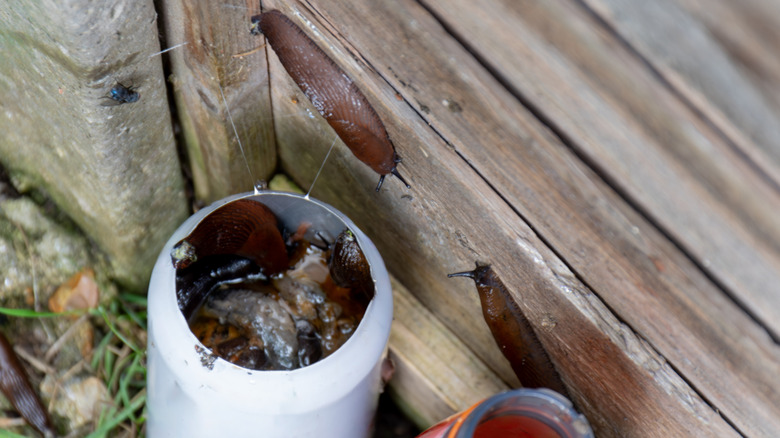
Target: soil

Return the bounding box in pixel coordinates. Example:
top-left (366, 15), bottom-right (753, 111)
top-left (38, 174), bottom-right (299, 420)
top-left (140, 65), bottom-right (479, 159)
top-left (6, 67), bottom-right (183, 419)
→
top-left (374, 392), bottom-right (421, 438)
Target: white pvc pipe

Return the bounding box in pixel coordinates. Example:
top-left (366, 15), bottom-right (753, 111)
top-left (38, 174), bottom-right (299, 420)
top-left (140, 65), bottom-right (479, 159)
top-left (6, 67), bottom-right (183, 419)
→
top-left (146, 191), bottom-right (393, 437)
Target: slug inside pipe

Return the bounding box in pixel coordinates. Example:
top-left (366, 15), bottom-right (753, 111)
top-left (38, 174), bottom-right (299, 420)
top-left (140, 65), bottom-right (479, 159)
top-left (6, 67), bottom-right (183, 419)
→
top-left (175, 255), bottom-right (264, 320)
top-left (254, 10), bottom-right (410, 192)
top-left (171, 199), bottom-right (289, 317)
top-left (0, 332), bottom-right (55, 437)
top-left (171, 199), bottom-right (289, 273)
top-left (329, 229), bottom-right (373, 301)
top-left (449, 263), bottom-right (568, 396)
top-left (184, 227), bottom-right (372, 371)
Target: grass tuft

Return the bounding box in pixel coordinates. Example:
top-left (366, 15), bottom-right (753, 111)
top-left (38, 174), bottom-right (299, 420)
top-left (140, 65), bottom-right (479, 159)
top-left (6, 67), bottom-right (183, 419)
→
top-left (0, 291), bottom-right (148, 437)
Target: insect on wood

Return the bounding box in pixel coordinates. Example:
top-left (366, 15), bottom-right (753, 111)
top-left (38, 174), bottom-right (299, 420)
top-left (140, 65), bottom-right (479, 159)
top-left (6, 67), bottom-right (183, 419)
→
top-left (106, 82), bottom-right (140, 104)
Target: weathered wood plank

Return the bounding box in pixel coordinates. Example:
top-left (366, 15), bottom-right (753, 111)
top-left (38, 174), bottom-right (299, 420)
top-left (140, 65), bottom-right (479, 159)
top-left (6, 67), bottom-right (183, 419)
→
top-left (261, 1), bottom-right (754, 435)
top-left (581, 0), bottom-right (780, 183)
top-left (381, 1), bottom-right (780, 434)
top-left (387, 276), bottom-right (510, 428)
top-left (160, 0), bottom-right (276, 203)
top-left (0, 0), bottom-right (188, 290)
top-left (670, 0), bottom-right (780, 145)
top-left (422, 0), bottom-right (780, 342)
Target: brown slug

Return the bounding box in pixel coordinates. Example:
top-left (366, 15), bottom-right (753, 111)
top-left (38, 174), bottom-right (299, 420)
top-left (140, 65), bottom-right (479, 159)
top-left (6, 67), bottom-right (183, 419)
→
top-left (0, 332), bottom-right (55, 437)
top-left (329, 229), bottom-right (374, 300)
top-left (255, 10), bottom-right (410, 191)
top-left (448, 264), bottom-right (568, 396)
top-left (171, 199), bottom-right (289, 275)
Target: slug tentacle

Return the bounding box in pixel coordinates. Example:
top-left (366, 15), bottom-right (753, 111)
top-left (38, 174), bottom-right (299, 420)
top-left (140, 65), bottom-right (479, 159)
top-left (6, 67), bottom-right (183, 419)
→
top-left (256, 10), bottom-right (409, 191)
top-left (384, 168), bottom-right (410, 192)
top-left (375, 175), bottom-right (386, 192)
top-left (447, 270), bottom-right (478, 280)
top-left (449, 263), bottom-right (569, 396)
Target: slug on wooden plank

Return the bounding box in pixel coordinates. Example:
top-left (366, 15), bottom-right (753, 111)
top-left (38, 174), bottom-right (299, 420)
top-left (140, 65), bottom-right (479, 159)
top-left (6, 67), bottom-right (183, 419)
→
top-left (171, 199), bottom-right (289, 275)
top-left (255, 10), bottom-right (410, 191)
top-left (449, 264), bottom-right (568, 396)
top-left (0, 332), bottom-right (55, 437)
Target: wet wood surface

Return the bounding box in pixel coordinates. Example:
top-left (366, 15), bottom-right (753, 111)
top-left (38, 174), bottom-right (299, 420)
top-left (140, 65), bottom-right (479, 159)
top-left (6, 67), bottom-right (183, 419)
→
top-left (260, 0), bottom-right (780, 436)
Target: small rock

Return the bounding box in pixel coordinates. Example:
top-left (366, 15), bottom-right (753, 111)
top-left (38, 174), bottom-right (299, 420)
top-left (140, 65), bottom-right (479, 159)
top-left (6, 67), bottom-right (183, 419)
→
top-left (0, 197), bottom-right (92, 306)
top-left (41, 374), bottom-right (109, 431)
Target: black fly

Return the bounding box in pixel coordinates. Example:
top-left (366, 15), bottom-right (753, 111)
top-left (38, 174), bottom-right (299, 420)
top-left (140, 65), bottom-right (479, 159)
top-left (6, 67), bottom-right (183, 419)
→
top-left (107, 82), bottom-right (139, 104)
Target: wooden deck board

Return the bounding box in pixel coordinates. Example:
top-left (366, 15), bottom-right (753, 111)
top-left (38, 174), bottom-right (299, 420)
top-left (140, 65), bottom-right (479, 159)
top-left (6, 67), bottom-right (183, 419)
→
top-left (4, 0), bottom-right (778, 435)
top-left (261, 0), bottom-right (780, 435)
top-left (582, 0), bottom-right (780, 181)
top-left (408, 2), bottom-right (780, 432)
top-left (674, 0), bottom-right (780, 120)
top-left (422, 0), bottom-right (780, 341)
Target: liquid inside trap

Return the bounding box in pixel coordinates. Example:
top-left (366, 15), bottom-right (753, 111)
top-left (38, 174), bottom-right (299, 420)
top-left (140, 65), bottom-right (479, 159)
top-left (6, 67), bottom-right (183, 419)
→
top-left (188, 240), bottom-right (370, 371)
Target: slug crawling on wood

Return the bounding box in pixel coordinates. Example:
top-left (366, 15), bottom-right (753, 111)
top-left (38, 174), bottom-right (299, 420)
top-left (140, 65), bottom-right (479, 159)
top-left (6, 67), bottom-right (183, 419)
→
top-left (0, 332), bottom-right (55, 437)
top-left (449, 264), bottom-right (568, 396)
top-left (255, 10), bottom-right (410, 192)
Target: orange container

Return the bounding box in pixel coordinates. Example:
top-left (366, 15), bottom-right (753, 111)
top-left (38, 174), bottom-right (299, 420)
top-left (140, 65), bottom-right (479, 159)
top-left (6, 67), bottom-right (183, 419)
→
top-left (416, 389), bottom-right (592, 438)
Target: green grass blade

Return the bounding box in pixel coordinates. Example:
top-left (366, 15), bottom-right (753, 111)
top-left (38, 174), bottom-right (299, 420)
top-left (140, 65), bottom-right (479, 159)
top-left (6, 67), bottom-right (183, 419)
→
top-left (85, 389), bottom-right (146, 438)
top-left (0, 429), bottom-right (30, 438)
top-left (97, 307), bottom-right (141, 354)
top-left (0, 307), bottom-right (81, 318)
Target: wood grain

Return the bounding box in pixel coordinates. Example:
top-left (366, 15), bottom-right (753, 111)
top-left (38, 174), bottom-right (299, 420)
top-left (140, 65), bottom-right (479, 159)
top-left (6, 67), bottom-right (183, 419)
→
top-left (261, 1), bottom-right (769, 435)
top-left (421, 0), bottom-right (780, 342)
top-left (395, 1), bottom-right (780, 434)
top-left (160, 0), bottom-right (276, 203)
top-left (581, 0), bottom-right (780, 185)
top-left (673, 0), bottom-right (780, 118)
top-left (387, 276), bottom-right (509, 429)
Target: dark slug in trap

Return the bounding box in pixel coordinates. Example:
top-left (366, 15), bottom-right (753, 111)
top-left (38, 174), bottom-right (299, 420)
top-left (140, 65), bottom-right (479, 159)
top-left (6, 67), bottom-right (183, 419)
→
top-left (170, 199), bottom-right (374, 371)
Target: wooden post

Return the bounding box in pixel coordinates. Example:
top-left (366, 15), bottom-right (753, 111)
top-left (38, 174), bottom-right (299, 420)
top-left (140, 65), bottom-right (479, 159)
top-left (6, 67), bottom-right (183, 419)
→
top-left (159, 0), bottom-right (277, 203)
top-left (0, 0), bottom-right (188, 290)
